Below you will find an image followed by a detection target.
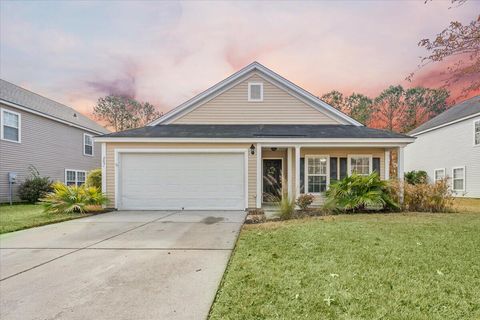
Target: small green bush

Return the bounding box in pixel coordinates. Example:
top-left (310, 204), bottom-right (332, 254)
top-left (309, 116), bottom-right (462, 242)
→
top-left (86, 168), bottom-right (102, 189)
top-left (17, 166), bottom-right (53, 203)
top-left (41, 182), bottom-right (108, 214)
top-left (325, 172), bottom-right (399, 213)
top-left (277, 195), bottom-right (296, 220)
top-left (404, 170), bottom-right (428, 185)
top-left (296, 194), bottom-right (315, 210)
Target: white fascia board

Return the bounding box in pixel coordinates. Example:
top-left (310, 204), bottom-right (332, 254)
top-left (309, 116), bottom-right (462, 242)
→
top-left (94, 136), bottom-right (415, 146)
top-left (411, 112), bottom-right (480, 136)
top-left (0, 99), bottom-right (107, 135)
top-left (148, 62), bottom-right (362, 126)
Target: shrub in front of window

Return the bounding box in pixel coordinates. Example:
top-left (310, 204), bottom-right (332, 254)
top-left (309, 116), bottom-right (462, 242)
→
top-left (404, 170), bottom-right (428, 185)
top-left (41, 182), bottom-right (108, 214)
top-left (324, 172), bottom-right (399, 213)
top-left (17, 166), bottom-right (53, 203)
top-left (296, 194), bottom-right (315, 211)
top-left (86, 168), bottom-right (102, 189)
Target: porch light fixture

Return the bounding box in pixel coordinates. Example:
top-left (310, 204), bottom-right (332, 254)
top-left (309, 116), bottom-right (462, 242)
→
top-left (250, 144), bottom-right (256, 155)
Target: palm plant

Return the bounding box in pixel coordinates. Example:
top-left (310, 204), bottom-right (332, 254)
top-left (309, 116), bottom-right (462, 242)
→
top-left (324, 172), bottom-right (399, 213)
top-left (41, 182), bottom-right (108, 214)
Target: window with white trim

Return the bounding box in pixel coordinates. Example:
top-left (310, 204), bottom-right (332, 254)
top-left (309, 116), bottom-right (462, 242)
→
top-left (65, 170), bottom-right (86, 186)
top-left (1, 108), bottom-right (21, 143)
top-left (434, 168), bottom-right (445, 183)
top-left (306, 156), bottom-right (328, 193)
top-left (348, 155), bottom-right (372, 176)
top-left (474, 120), bottom-right (480, 146)
top-left (84, 133), bottom-right (93, 156)
top-left (452, 167), bottom-right (465, 192)
top-left (248, 83), bottom-right (263, 101)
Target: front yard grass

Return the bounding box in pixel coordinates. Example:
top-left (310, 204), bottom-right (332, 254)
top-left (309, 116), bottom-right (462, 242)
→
top-left (0, 204), bottom-right (88, 234)
top-left (210, 212), bottom-right (480, 319)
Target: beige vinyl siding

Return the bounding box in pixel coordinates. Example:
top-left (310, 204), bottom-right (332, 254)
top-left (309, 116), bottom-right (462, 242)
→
top-left (299, 147), bottom-right (386, 205)
top-left (172, 73), bottom-right (342, 125)
top-left (105, 142), bottom-right (257, 209)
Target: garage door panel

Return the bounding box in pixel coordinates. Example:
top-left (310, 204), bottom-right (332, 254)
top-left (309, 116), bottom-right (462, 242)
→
top-left (119, 153), bottom-right (245, 210)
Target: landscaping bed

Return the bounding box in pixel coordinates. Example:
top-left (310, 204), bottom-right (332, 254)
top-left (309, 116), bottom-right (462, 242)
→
top-left (210, 211), bottom-right (480, 320)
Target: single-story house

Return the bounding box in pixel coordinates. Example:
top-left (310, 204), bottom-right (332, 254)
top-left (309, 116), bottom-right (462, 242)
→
top-left (405, 95), bottom-right (480, 198)
top-left (0, 79), bottom-right (110, 203)
top-left (95, 62), bottom-right (414, 211)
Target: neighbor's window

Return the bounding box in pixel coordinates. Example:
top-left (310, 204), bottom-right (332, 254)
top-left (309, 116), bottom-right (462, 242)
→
top-left (84, 133), bottom-right (93, 156)
top-left (1, 108), bottom-right (21, 143)
top-left (348, 155), bottom-right (372, 176)
top-left (306, 156), bottom-right (328, 193)
top-left (475, 120), bottom-right (480, 146)
top-left (434, 168), bottom-right (445, 183)
top-left (65, 170), bottom-right (86, 186)
top-left (452, 167), bottom-right (465, 192)
top-left (248, 82), bottom-right (263, 101)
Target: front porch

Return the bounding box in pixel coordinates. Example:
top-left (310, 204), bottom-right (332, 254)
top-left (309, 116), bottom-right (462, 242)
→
top-left (255, 144), bottom-right (404, 208)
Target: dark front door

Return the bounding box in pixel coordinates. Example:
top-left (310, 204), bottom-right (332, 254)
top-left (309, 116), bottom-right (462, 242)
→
top-left (263, 159), bottom-right (282, 202)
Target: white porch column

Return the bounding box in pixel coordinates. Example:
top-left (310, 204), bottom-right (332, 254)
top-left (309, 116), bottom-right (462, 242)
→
top-left (384, 149), bottom-right (390, 180)
top-left (101, 142), bottom-right (106, 193)
top-left (397, 146), bottom-right (404, 203)
top-left (287, 147), bottom-right (293, 198)
top-left (295, 146), bottom-right (301, 199)
top-left (256, 143), bottom-right (262, 208)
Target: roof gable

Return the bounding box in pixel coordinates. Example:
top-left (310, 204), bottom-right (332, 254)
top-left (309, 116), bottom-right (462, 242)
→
top-left (150, 62), bottom-right (362, 126)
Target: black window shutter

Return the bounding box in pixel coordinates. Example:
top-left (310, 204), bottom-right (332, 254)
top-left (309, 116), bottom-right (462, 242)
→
top-left (330, 157), bottom-right (338, 181)
top-left (300, 158), bottom-right (305, 193)
top-left (339, 157), bottom-right (347, 180)
top-left (373, 157), bottom-right (381, 175)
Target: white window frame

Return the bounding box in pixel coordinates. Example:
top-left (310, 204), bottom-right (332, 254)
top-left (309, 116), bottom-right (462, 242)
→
top-left (474, 119), bottom-right (480, 147)
top-left (0, 107), bottom-right (21, 143)
top-left (65, 169), bottom-right (87, 186)
top-left (248, 82), bottom-right (263, 102)
top-left (347, 154), bottom-right (373, 176)
top-left (451, 166), bottom-right (466, 192)
top-left (83, 133), bottom-right (94, 156)
top-left (433, 168), bottom-right (446, 183)
top-left (304, 155), bottom-right (330, 194)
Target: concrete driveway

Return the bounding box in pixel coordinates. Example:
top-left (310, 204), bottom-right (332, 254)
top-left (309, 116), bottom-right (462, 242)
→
top-left (0, 210), bottom-right (246, 320)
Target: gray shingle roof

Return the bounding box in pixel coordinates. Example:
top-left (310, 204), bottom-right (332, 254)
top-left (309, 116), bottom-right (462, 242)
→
top-left (100, 124), bottom-right (412, 139)
top-left (0, 79), bottom-right (109, 134)
top-left (409, 95), bottom-right (480, 135)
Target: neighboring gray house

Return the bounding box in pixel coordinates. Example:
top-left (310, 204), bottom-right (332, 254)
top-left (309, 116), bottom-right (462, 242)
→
top-left (0, 79), bottom-right (109, 203)
top-left (404, 95), bottom-right (480, 198)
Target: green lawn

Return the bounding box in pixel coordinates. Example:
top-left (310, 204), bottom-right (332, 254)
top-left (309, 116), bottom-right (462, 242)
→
top-left (0, 204), bottom-right (87, 234)
top-left (210, 212), bottom-right (480, 319)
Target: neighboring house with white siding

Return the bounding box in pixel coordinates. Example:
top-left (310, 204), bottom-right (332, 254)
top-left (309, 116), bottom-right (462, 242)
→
top-left (404, 96), bottom-right (480, 198)
top-left (0, 79), bottom-right (110, 203)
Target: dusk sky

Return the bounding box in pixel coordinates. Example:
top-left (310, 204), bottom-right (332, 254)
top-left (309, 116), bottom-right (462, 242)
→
top-left (1, 0), bottom-right (478, 118)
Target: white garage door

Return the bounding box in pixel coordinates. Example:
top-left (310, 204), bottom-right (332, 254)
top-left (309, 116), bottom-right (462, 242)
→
top-left (118, 152), bottom-right (246, 210)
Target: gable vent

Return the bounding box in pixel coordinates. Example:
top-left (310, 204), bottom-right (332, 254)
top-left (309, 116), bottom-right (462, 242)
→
top-left (248, 82), bottom-right (263, 102)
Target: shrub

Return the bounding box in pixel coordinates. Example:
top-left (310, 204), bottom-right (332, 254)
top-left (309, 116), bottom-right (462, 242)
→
top-left (17, 166), bottom-right (53, 203)
top-left (276, 194), bottom-right (296, 220)
top-left (391, 179), bottom-right (454, 212)
top-left (86, 168), bottom-right (102, 189)
top-left (41, 182), bottom-right (108, 214)
top-left (404, 170), bottom-right (428, 185)
top-left (296, 194), bottom-right (315, 210)
top-left (325, 172), bottom-right (399, 213)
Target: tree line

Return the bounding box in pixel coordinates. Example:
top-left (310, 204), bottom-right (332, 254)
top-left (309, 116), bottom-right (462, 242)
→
top-left (321, 86), bottom-right (450, 133)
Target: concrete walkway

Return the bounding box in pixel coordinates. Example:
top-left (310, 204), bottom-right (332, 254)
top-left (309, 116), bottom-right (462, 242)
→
top-left (0, 210), bottom-right (246, 320)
